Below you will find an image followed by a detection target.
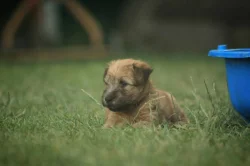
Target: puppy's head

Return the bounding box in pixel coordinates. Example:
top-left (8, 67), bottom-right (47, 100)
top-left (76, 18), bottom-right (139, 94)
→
top-left (102, 59), bottom-right (153, 112)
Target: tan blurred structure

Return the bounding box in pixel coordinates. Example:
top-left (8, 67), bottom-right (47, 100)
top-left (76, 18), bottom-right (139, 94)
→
top-left (1, 0), bottom-right (105, 52)
top-left (2, 0), bottom-right (249, 58)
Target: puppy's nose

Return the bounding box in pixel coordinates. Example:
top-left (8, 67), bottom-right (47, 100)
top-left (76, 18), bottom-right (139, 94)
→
top-left (104, 94), bottom-right (115, 103)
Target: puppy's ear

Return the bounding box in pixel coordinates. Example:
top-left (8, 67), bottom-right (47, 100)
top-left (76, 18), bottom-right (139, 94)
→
top-left (132, 61), bottom-right (153, 84)
top-left (104, 60), bottom-right (115, 78)
top-left (103, 67), bottom-right (109, 78)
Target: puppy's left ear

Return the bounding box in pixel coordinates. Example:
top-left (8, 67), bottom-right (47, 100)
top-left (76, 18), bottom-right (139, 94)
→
top-left (104, 60), bottom-right (116, 78)
top-left (103, 67), bottom-right (109, 78)
top-left (133, 61), bottom-right (153, 84)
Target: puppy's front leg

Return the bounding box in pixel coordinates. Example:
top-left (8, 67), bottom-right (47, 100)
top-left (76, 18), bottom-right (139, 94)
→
top-left (102, 123), bottom-right (113, 128)
top-left (102, 111), bottom-right (129, 128)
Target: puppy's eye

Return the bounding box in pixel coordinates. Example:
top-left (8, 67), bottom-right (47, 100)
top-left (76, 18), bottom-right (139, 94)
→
top-left (120, 80), bottom-right (128, 87)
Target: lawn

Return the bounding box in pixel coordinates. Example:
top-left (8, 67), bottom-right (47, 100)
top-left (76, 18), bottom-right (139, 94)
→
top-left (0, 52), bottom-right (249, 166)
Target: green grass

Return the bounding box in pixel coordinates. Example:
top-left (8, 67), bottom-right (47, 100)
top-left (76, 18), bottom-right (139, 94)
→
top-left (0, 53), bottom-right (250, 166)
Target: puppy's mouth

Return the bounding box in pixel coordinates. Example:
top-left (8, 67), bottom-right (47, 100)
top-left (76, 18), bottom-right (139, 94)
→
top-left (107, 105), bottom-right (119, 112)
top-left (103, 102), bottom-right (121, 112)
top-left (102, 99), bottom-right (131, 112)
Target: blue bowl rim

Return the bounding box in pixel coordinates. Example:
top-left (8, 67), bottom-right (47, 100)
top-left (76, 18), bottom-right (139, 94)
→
top-left (208, 45), bottom-right (250, 58)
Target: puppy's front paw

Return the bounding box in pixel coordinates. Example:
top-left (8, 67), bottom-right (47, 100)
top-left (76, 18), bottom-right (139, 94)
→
top-left (102, 121), bottom-right (127, 129)
top-left (102, 123), bottom-right (113, 129)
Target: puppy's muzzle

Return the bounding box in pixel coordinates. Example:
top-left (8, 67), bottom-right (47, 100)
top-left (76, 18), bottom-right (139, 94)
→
top-left (102, 89), bottom-right (117, 108)
top-left (104, 95), bottom-right (115, 104)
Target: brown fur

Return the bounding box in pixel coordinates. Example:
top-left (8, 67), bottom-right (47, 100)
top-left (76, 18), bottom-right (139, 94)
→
top-left (101, 59), bottom-right (188, 128)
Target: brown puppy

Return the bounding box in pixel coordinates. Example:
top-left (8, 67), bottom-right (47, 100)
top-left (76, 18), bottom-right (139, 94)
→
top-left (101, 59), bottom-right (188, 128)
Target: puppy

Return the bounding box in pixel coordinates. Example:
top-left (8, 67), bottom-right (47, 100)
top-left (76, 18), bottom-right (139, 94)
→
top-left (101, 59), bottom-right (188, 128)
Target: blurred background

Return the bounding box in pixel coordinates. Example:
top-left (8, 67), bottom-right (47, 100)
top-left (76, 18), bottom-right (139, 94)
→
top-left (0, 0), bottom-right (250, 61)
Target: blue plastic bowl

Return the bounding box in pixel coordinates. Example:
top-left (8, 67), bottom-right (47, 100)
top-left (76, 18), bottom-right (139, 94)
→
top-left (208, 44), bottom-right (250, 122)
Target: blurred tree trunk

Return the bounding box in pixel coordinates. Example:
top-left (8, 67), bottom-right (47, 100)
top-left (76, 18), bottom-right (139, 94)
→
top-left (1, 0), bottom-right (62, 49)
top-left (40, 0), bottom-right (62, 47)
top-left (30, 0), bottom-right (61, 48)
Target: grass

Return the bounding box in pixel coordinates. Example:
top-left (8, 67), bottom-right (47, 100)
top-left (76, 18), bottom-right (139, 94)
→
top-left (0, 52), bottom-right (250, 166)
